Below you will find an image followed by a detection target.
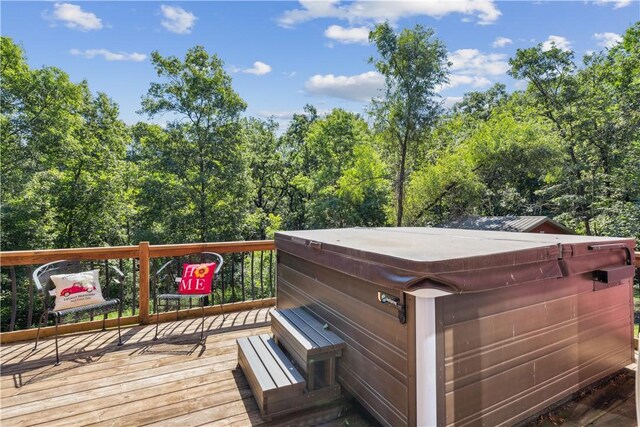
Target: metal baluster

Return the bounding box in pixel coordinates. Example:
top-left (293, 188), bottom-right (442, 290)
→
top-left (269, 251), bottom-right (274, 297)
top-left (151, 259), bottom-right (157, 315)
top-left (239, 252), bottom-right (245, 302)
top-left (104, 260), bottom-right (110, 326)
top-left (220, 258), bottom-right (225, 304)
top-left (89, 261), bottom-right (95, 321)
top-left (9, 267), bottom-right (17, 332)
top-left (230, 254), bottom-right (235, 306)
top-left (250, 251), bottom-right (255, 300)
top-left (260, 251), bottom-right (264, 299)
top-left (27, 266), bottom-right (34, 329)
top-left (132, 259), bottom-right (137, 315)
top-left (119, 259), bottom-right (125, 317)
top-left (104, 260), bottom-right (110, 299)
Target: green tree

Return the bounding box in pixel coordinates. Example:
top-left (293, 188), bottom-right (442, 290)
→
top-left (243, 117), bottom-right (286, 239)
top-left (1, 37), bottom-right (129, 250)
top-left (405, 106), bottom-right (561, 224)
top-left (369, 22), bottom-right (449, 226)
top-left (138, 46), bottom-right (250, 242)
top-left (509, 23), bottom-right (640, 236)
top-left (1, 37), bottom-right (131, 331)
top-left (304, 109), bottom-right (389, 228)
top-left (453, 83), bottom-right (509, 121)
top-left (51, 91), bottom-right (130, 247)
top-left (278, 105), bottom-right (318, 230)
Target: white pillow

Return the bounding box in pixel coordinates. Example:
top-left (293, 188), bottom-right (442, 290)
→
top-left (50, 269), bottom-right (106, 311)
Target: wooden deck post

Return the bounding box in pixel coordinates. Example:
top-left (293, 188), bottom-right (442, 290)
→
top-left (139, 241), bottom-right (150, 324)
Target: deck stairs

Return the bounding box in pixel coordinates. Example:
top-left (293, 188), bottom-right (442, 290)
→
top-left (237, 307), bottom-right (346, 419)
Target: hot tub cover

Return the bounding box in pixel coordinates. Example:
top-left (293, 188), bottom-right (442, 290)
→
top-left (275, 227), bottom-right (635, 294)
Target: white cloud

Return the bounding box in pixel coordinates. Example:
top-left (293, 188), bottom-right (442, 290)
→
top-left (514, 80), bottom-right (528, 90)
top-left (258, 110), bottom-right (301, 120)
top-left (441, 74), bottom-right (492, 91)
top-left (69, 49), bottom-right (146, 62)
top-left (542, 35), bottom-right (572, 52)
top-left (439, 49), bottom-right (505, 91)
top-left (243, 61), bottom-right (272, 76)
top-left (593, 0), bottom-right (632, 9)
top-left (283, 71), bottom-right (297, 78)
top-left (492, 37), bottom-right (513, 48)
top-left (160, 5), bottom-right (196, 34)
top-left (593, 32), bottom-right (622, 48)
top-left (443, 96), bottom-right (464, 109)
top-left (324, 25), bottom-right (370, 44)
top-left (278, 0), bottom-right (501, 27)
top-left (48, 3), bottom-right (103, 31)
top-left (449, 49), bottom-right (509, 76)
top-left (305, 71), bottom-right (384, 102)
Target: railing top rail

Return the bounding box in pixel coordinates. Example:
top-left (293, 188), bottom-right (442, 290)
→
top-left (0, 246), bottom-right (140, 266)
top-left (0, 240), bottom-right (276, 267)
top-left (149, 240), bottom-right (275, 258)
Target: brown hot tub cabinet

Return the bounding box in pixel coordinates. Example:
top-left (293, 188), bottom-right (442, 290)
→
top-left (274, 228), bottom-right (636, 426)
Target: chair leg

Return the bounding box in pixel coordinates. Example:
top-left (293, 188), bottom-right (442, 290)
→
top-left (117, 308), bottom-right (123, 346)
top-left (154, 297), bottom-right (160, 341)
top-left (216, 288), bottom-right (225, 321)
top-left (54, 315), bottom-right (61, 366)
top-left (33, 311), bottom-right (48, 352)
top-left (200, 298), bottom-right (205, 343)
top-left (102, 314), bottom-right (106, 332)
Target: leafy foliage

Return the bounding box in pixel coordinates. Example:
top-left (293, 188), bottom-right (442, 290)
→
top-left (137, 46), bottom-right (250, 243)
top-left (1, 37), bottom-right (129, 250)
top-left (508, 23), bottom-right (640, 237)
top-left (369, 22), bottom-right (450, 226)
top-left (1, 23), bottom-right (638, 254)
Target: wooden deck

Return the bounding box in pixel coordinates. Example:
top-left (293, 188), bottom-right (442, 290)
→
top-left (1, 308), bottom-right (637, 426)
top-left (0, 308), bottom-right (372, 427)
top-left (523, 365), bottom-right (637, 427)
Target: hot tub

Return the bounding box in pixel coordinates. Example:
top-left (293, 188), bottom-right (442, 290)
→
top-left (274, 227), bottom-right (635, 426)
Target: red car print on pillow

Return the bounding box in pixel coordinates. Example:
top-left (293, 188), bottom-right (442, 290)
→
top-left (60, 282), bottom-right (95, 298)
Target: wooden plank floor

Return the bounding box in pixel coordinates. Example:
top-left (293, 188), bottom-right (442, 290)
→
top-left (525, 365), bottom-right (637, 427)
top-left (0, 308), bottom-right (373, 427)
top-left (2, 309), bottom-right (637, 427)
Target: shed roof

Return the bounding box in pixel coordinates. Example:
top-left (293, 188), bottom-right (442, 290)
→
top-left (440, 215), bottom-right (573, 234)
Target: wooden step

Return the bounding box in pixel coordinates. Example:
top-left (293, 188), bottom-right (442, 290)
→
top-left (237, 334), bottom-right (305, 418)
top-left (270, 308), bottom-right (345, 374)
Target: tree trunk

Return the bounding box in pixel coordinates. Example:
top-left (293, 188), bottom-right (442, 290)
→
top-left (199, 148), bottom-right (207, 243)
top-left (396, 140), bottom-right (408, 227)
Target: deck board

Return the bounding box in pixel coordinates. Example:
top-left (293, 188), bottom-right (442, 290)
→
top-left (2, 308), bottom-right (636, 426)
top-left (0, 308), bottom-right (370, 427)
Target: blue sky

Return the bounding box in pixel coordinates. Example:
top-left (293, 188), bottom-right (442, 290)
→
top-left (2, 1), bottom-right (638, 128)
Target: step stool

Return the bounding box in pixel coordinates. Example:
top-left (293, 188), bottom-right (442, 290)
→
top-left (237, 307), bottom-right (346, 419)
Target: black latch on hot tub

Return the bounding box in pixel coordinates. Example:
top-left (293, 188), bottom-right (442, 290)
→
top-left (589, 244), bottom-right (635, 291)
top-left (595, 265), bottom-right (636, 283)
top-left (377, 292), bottom-right (406, 324)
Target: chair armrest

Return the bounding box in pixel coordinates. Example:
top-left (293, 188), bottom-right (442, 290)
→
top-left (108, 264), bottom-right (125, 279)
top-left (155, 259), bottom-right (175, 279)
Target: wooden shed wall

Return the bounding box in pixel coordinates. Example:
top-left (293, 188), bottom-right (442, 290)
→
top-left (529, 222), bottom-right (571, 234)
top-left (276, 252), bottom-right (412, 427)
top-left (437, 273), bottom-right (634, 426)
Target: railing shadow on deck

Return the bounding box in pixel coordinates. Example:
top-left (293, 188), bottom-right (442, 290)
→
top-left (2, 308), bottom-right (272, 389)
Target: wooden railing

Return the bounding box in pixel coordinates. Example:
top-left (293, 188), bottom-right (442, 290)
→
top-left (0, 240), bottom-right (276, 343)
top-left (1, 244), bottom-right (638, 344)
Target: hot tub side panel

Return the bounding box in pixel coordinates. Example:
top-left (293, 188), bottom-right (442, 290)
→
top-left (276, 252), bottom-right (413, 426)
top-left (437, 273), bottom-right (634, 427)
